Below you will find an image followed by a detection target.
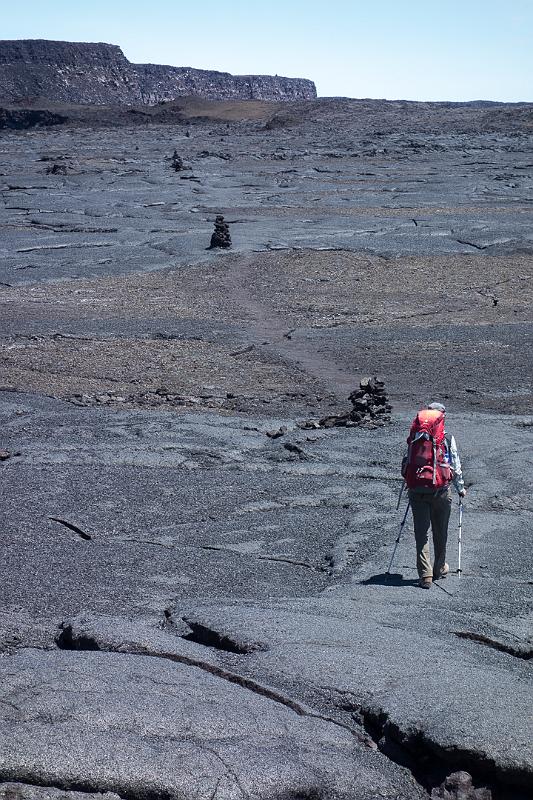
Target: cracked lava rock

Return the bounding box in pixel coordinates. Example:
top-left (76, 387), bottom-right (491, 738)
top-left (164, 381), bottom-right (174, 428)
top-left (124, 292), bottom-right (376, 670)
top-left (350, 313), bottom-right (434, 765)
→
top-left (0, 94), bottom-right (532, 800)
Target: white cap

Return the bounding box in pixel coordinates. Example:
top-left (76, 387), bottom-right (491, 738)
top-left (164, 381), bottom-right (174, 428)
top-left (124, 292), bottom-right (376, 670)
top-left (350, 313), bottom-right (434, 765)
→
top-left (428, 402), bottom-right (446, 413)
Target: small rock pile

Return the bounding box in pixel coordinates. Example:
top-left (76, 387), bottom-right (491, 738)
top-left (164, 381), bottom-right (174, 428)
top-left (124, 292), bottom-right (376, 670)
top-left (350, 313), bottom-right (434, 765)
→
top-left (303, 377), bottom-right (392, 429)
top-left (45, 163), bottom-right (69, 175)
top-left (0, 449), bottom-right (20, 461)
top-left (208, 215), bottom-right (232, 249)
top-left (171, 149), bottom-right (184, 171)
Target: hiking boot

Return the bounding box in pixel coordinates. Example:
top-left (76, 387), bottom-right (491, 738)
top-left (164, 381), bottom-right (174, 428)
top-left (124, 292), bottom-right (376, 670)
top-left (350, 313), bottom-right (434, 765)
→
top-left (419, 577), bottom-right (432, 589)
top-left (433, 563), bottom-right (449, 580)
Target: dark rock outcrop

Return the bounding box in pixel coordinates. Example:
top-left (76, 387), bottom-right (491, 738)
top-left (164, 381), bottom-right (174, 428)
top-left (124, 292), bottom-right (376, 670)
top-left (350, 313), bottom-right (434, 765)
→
top-left (0, 107), bottom-right (66, 129)
top-left (431, 771), bottom-right (492, 800)
top-left (0, 40), bottom-right (317, 105)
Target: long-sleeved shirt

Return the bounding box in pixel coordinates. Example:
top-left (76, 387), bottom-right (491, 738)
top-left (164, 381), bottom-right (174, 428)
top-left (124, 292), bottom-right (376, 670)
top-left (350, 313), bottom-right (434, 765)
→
top-left (446, 434), bottom-right (465, 494)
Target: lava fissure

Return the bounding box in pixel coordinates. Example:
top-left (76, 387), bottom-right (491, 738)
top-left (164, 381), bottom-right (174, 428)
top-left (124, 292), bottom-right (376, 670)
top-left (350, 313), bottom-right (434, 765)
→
top-left (453, 630), bottom-right (532, 660)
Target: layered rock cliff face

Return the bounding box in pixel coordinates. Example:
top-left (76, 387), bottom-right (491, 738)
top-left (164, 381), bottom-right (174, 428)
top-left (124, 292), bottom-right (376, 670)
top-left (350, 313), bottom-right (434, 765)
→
top-left (0, 40), bottom-right (136, 105)
top-left (0, 39), bottom-right (317, 105)
top-left (136, 64), bottom-right (316, 103)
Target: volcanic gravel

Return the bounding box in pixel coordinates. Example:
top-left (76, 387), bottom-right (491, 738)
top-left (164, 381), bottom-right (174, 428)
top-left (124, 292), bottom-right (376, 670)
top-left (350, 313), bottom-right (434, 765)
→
top-left (0, 99), bottom-right (532, 800)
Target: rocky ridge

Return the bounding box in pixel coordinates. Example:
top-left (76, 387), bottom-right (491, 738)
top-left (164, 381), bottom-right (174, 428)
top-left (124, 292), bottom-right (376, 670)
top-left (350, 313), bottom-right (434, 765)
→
top-left (0, 39), bottom-right (317, 105)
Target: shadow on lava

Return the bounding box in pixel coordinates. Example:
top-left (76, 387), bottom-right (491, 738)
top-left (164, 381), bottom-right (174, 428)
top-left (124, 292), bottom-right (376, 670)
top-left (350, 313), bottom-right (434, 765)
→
top-left (360, 573), bottom-right (419, 587)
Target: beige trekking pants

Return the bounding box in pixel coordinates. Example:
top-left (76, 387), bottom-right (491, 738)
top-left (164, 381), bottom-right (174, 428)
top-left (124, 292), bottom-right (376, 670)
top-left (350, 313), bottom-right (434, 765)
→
top-left (408, 487), bottom-right (452, 579)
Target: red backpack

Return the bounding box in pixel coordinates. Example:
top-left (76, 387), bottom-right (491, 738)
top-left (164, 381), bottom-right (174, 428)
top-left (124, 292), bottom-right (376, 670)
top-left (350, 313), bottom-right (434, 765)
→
top-left (402, 409), bottom-right (453, 490)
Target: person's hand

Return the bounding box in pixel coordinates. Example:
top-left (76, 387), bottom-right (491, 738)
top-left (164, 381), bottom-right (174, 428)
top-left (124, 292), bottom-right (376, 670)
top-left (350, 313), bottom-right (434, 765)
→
top-left (459, 489), bottom-right (466, 498)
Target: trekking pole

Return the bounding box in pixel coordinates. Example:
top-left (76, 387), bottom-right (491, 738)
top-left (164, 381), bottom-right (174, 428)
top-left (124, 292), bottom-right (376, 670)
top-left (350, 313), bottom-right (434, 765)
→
top-left (457, 500), bottom-right (463, 576)
top-left (396, 481), bottom-right (405, 511)
top-left (387, 501), bottom-right (410, 577)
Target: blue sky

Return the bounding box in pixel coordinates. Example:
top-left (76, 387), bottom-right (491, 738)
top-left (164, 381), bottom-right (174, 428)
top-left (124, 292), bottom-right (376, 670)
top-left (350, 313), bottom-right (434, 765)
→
top-left (2, 0), bottom-right (531, 101)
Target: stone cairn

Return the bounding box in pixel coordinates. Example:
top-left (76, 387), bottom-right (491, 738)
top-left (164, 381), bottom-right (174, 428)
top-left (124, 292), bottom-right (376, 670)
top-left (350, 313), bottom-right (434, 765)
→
top-left (303, 377), bottom-right (392, 429)
top-left (45, 162), bottom-right (69, 175)
top-left (208, 215), bottom-right (232, 249)
top-left (171, 149), bottom-right (184, 171)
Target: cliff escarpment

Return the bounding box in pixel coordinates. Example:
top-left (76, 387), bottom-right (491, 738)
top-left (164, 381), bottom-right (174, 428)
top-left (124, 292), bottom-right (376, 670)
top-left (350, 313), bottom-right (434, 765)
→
top-left (0, 39), bottom-right (317, 105)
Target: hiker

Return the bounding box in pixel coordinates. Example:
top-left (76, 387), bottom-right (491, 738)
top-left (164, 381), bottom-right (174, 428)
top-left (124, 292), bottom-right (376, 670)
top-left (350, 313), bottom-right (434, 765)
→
top-left (402, 402), bottom-right (466, 589)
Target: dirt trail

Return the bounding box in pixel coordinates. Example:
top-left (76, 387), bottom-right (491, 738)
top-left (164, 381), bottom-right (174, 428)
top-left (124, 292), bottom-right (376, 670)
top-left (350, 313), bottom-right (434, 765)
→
top-left (225, 255), bottom-right (356, 401)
